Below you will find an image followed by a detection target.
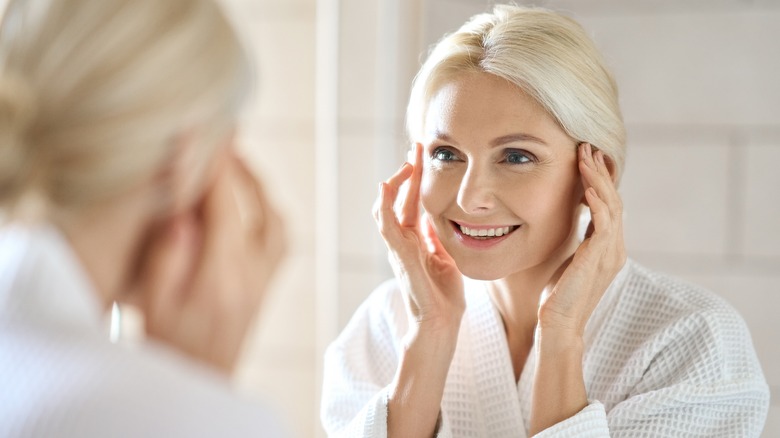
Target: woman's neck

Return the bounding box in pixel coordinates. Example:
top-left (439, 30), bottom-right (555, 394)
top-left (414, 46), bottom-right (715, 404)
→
top-left (58, 191), bottom-right (153, 311)
top-left (487, 229), bottom-right (582, 377)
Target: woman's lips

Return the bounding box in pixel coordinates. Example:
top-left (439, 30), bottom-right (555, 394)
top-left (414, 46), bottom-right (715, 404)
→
top-left (450, 221), bottom-right (520, 249)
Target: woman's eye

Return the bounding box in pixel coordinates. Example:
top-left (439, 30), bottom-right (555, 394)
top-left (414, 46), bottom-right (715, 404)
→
top-left (504, 149), bottom-right (534, 165)
top-left (432, 148), bottom-right (458, 162)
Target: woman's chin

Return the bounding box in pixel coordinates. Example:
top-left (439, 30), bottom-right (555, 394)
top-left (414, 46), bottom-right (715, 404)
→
top-left (455, 262), bottom-right (507, 281)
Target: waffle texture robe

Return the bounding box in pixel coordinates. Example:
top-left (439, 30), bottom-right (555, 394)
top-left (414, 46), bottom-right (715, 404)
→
top-left (0, 225), bottom-right (285, 438)
top-left (322, 259), bottom-right (769, 437)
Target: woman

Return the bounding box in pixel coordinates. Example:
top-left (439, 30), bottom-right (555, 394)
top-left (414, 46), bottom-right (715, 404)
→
top-left (321, 5), bottom-right (769, 437)
top-left (0, 0), bottom-right (286, 436)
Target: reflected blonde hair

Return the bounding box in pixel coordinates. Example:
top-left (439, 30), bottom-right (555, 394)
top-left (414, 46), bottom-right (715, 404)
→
top-left (407, 5), bottom-right (626, 182)
top-left (0, 0), bottom-right (250, 220)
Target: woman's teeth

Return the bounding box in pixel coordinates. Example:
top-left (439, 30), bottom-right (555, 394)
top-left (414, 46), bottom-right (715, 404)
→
top-left (459, 225), bottom-right (516, 238)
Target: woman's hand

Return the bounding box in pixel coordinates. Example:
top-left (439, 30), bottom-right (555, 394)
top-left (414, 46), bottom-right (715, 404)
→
top-left (373, 143), bottom-right (465, 340)
top-left (137, 152), bottom-right (286, 376)
top-left (530, 142), bottom-right (626, 435)
top-left (373, 143), bottom-right (464, 438)
top-left (537, 142), bottom-right (627, 337)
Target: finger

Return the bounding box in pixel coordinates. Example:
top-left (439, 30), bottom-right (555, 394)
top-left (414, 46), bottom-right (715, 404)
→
top-left (577, 143), bottom-right (593, 201)
top-left (386, 162), bottom-right (413, 190)
top-left (584, 187), bottom-right (611, 237)
top-left (421, 214), bottom-right (451, 260)
top-left (400, 144), bottom-right (424, 228)
top-left (374, 181), bottom-right (404, 245)
top-left (200, 153), bottom-right (241, 247)
top-left (595, 151), bottom-right (623, 210)
top-left (141, 215), bottom-right (199, 325)
top-left (230, 156), bottom-right (286, 257)
top-left (579, 146), bottom-right (621, 217)
top-left (373, 161), bottom-right (413, 238)
top-left (231, 156), bottom-right (268, 229)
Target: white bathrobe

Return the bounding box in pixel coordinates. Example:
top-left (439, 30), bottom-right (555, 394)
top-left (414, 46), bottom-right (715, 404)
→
top-left (321, 259), bottom-right (769, 437)
top-left (0, 225), bottom-right (285, 438)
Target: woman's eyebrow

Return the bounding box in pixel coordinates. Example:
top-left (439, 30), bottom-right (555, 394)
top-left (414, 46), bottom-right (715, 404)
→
top-left (490, 133), bottom-right (548, 147)
top-left (432, 130), bottom-right (457, 144)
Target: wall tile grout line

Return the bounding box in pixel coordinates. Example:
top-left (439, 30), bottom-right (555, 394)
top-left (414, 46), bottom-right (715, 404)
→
top-left (725, 130), bottom-right (748, 261)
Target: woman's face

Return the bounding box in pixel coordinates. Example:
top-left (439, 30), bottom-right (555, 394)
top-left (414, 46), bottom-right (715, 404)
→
top-left (420, 72), bottom-right (584, 280)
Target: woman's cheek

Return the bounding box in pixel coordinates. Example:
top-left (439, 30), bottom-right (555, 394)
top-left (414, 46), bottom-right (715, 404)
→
top-left (420, 168), bottom-right (450, 216)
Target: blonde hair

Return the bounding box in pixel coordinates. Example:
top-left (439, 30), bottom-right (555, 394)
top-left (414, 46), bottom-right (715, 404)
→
top-left (0, 0), bottom-right (250, 220)
top-left (407, 5), bottom-right (626, 182)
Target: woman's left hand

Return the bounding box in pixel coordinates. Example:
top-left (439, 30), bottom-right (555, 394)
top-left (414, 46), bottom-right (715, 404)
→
top-left (537, 142), bottom-right (626, 338)
top-left (530, 143), bottom-right (626, 434)
top-left (135, 152), bottom-right (286, 376)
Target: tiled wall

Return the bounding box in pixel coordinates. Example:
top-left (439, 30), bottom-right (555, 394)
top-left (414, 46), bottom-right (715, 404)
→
top-left (217, 1), bottom-right (318, 437)
top-left (333, 0), bottom-right (780, 436)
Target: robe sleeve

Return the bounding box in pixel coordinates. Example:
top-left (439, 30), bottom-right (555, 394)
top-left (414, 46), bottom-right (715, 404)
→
top-left (533, 305), bottom-right (769, 437)
top-left (320, 282), bottom-right (399, 438)
top-left (320, 281), bottom-right (458, 438)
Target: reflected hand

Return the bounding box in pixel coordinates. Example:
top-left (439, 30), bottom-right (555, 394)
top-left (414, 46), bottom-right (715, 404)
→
top-left (138, 153), bottom-right (286, 375)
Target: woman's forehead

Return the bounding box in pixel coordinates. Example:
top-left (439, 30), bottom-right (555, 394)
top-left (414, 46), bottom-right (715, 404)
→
top-left (423, 72), bottom-right (571, 148)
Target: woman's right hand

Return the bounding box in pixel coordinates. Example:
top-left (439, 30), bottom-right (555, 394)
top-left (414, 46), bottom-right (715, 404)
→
top-left (373, 142), bottom-right (465, 341)
top-left (373, 143), bottom-right (464, 438)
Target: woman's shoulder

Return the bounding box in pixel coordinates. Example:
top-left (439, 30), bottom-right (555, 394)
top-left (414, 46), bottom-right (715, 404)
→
top-left (585, 259), bottom-right (767, 406)
top-left (0, 319), bottom-right (285, 437)
top-left (619, 259), bottom-right (747, 329)
top-left (607, 259), bottom-right (763, 381)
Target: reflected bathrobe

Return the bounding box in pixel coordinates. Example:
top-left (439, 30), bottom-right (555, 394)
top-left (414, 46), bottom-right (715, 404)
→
top-left (0, 225), bottom-right (285, 438)
top-left (321, 259), bottom-right (769, 437)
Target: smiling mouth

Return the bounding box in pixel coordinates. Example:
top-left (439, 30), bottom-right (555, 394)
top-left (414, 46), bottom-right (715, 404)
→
top-left (453, 222), bottom-right (520, 240)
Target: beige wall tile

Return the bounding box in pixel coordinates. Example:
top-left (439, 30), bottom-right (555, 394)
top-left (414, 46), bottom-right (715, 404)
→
top-left (338, 134), bottom-right (394, 258)
top-left (338, 0), bottom-right (379, 125)
top-left (239, 132), bottom-right (315, 255)
top-left (236, 19), bottom-right (316, 123)
top-left (764, 405), bottom-right (780, 438)
top-left (235, 360), bottom-right (317, 438)
top-left (246, 253), bottom-right (316, 352)
top-left (579, 10), bottom-right (780, 126)
top-left (620, 141), bottom-right (730, 255)
top-left (743, 144), bottom-right (780, 257)
top-left (338, 268), bottom-right (391, 331)
top-left (422, 0), bottom-right (486, 47)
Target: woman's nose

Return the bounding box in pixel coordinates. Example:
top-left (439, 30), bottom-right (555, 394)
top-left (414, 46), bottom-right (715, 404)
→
top-left (456, 165), bottom-right (496, 214)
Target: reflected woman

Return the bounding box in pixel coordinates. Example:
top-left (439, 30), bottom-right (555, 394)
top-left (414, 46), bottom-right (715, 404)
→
top-left (0, 0), bottom-right (286, 436)
top-left (321, 5), bottom-right (769, 437)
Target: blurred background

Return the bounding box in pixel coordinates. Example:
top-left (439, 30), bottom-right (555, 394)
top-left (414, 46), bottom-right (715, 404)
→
top-left (3, 0), bottom-right (770, 436)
